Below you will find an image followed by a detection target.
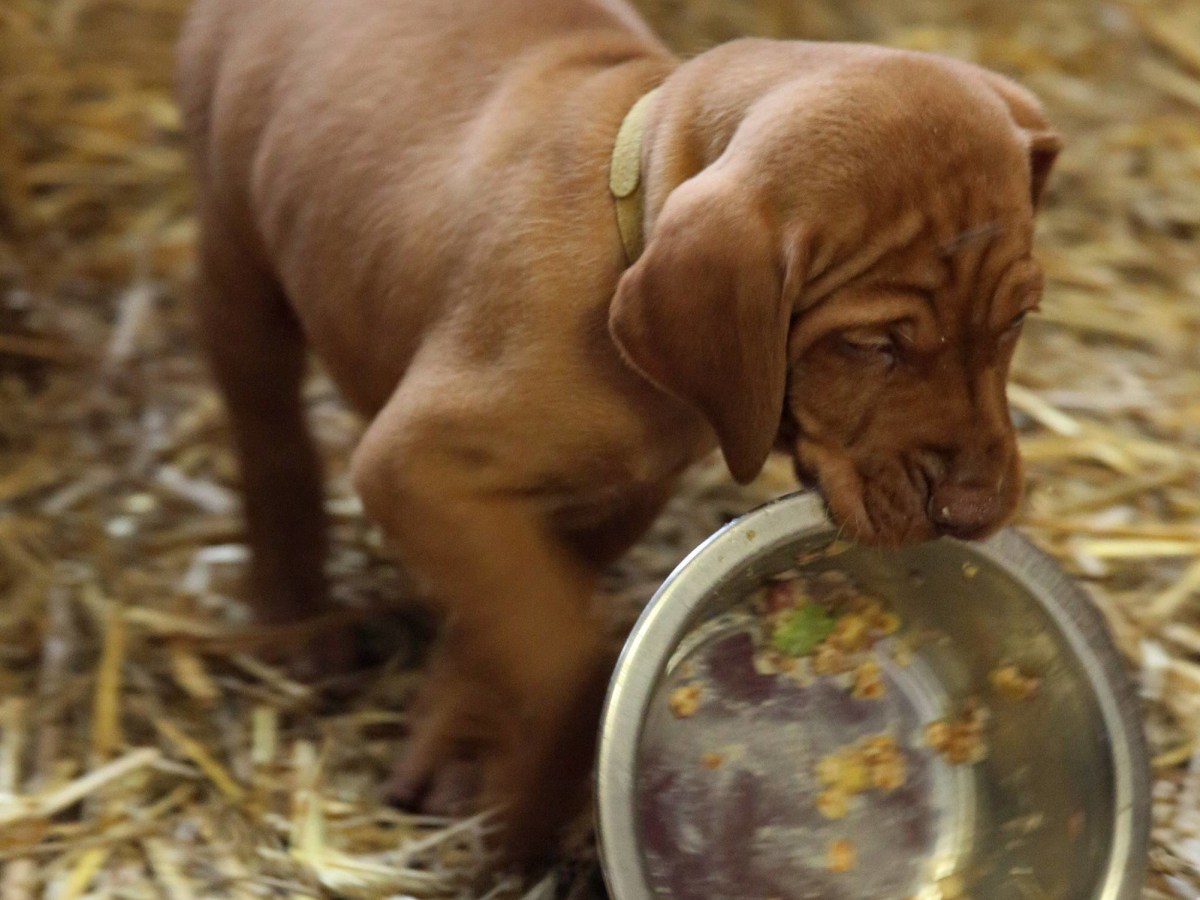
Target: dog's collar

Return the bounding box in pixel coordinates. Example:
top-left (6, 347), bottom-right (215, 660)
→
top-left (609, 87), bottom-right (660, 265)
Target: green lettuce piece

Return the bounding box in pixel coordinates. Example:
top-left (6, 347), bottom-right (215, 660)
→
top-left (771, 604), bottom-right (836, 657)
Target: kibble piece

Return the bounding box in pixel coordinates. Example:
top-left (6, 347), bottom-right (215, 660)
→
top-left (815, 732), bottom-right (907, 817)
top-left (839, 755), bottom-right (870, 794)
top-left (862, 733), bottom-right (898, 757)
top-left (812, 642), bottom-right (849, 676)
top-left (830, 612), bottom-right (870, 653)
top-left (925, 703), bottom-right (989, 764)
top-left (988, 664), bottom-right (1039, 702)
top-left (872, 753), bottom-right (907, 792)
top-left (863, 735), bottom-right (907, 792)
top-left (925, 720), bottom-right (952, 749)
top-left (816, 752), bottom-right (843, 786)
top-left (816, 787), bottom-right (848, 819)
top-left (700, 751), bottom-right (723, 770)
top-left (852, 658), bottom-right (886, 699)
top-left (827, 838), bottom-right (855, 872)
top-left (873, 610), bottom-right (901, 636)
top-left (668, 683), bottom-right (703, 718)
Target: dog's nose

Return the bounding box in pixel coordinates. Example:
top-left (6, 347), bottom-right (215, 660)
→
top-left (928, 481), bottom-right (1003, 539)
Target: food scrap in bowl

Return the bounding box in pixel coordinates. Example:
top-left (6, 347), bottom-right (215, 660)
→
top-left (863, 734), bottom-right (908, 792)
top-left (827, 837), bottom-right (855, 873)
top-left (771, 603), bottom-right (837, 657)
top-left (699, 751), bottom-right (724, 770)
top-left (668, 683), bottom-right (703, 718)
top-left (753, 568), bottom-right (904, 696)
top-left (815, 732), bottom-right (908, 818)
top-left (925, 701), bottom-right (990, 765)
top-left (816, 786), bottom-right (850, 819)
top-left (988, 664), bottom-right (1040, 702)
top-left (852, 658), bottom-right (886, 699)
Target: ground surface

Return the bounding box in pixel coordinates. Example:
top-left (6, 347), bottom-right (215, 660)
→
top-left (1, 0), bottom-right (1198, 897)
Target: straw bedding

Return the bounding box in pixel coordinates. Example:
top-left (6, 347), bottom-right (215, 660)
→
top-left (1, 0), bottom-right (1198, 896)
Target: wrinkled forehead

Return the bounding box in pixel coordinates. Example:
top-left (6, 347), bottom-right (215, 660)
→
top-left (872, 215), bottom-right (1038, 280)
top-left (787, 208), bottom-right (1042, 348)
top-left (873, 224), bottom-right (1041, 325)
top-left (789, 173), bottom-right (1039, 299)
top-left (733, 68), bottom-right (1032, 214)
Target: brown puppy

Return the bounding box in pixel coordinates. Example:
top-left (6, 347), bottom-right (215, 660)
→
top-left (177, 0), bottom-right (1059, 859)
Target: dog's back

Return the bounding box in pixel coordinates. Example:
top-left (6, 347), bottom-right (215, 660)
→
top-left (178, 0), bottom-right (671, 413)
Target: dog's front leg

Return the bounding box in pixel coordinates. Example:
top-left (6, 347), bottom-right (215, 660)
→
top-left (351, 395), bottom-right (613, 862)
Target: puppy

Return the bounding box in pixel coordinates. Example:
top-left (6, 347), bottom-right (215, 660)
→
top-left (177, 0), bottom-right (1059, 860)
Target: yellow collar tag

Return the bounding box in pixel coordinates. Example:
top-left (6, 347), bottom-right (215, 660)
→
top-left (609, 87), bottom-right (660, 265)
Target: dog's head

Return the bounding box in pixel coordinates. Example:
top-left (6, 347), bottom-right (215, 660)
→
top-left (610, 50), bottom-right (1060, 545)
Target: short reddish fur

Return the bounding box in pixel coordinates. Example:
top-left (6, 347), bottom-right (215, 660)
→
top-left (177, 0), bottom-right (1058, 860)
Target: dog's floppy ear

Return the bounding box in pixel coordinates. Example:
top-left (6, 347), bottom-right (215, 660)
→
top-left (979, 72), bottom-right (1062, 207)
top-left (610, 172), bottom-right (795, 484)
top-left (1024, 130), bottom-right (1061, 208)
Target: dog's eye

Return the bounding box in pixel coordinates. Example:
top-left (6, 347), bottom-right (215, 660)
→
top-left (840, 331), bottom-right (897, 363)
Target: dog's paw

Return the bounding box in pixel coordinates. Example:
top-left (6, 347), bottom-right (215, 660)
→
top-left (385, 646), bottom-right (610, 863)
top-left (384, 659), bottom-right (497, 810)
top-left (385, 715), bottom-right (482, 816)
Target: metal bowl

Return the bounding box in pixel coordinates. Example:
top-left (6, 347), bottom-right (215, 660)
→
top-left (596, 492), bottom-right (1149, 900)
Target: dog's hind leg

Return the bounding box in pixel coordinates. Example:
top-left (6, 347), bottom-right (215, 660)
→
top-left (193, 218), bottom-right (336, 649)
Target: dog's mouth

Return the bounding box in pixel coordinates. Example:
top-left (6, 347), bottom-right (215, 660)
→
top-left (791, 443), bottom-right (971, 547)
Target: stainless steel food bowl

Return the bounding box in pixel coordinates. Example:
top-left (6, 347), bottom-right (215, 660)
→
top-left (597, 492), bottom-right (1149, 900)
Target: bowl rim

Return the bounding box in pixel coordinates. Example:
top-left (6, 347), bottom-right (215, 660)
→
top-left (595, 491), bottom-right (1150, 900)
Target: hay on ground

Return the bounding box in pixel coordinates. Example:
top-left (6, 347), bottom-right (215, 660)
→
top-left (0, 0), bottom-right (1198, 896)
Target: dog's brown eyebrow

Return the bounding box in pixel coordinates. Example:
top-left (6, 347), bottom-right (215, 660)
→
top-left (939, 221), bottom-right (1004, 257)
